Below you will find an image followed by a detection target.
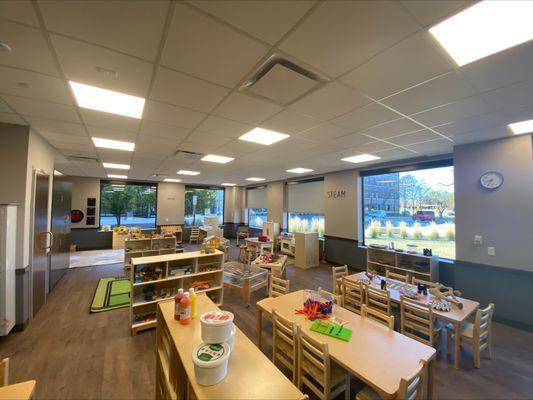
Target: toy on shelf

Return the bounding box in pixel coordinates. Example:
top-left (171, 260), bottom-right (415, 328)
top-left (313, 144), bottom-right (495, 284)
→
top-left (135, 264), bottom-right (164, 283)
top-left (190, 280), bottom-right (211, 291)
top-left (201, 236), bottom-right (229, 255)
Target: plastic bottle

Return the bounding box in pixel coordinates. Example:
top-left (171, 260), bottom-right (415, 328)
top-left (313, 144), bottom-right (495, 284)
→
top-left (189, 288), bottom-right (197, 318)
top-left (179, 292), bottom-right (191, 325)
top-left (174, 288), bottom-right (184, 321)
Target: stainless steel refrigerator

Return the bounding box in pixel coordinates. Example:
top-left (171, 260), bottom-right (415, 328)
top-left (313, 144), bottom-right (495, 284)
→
top-left (50, 177), bottom-right (72, 291)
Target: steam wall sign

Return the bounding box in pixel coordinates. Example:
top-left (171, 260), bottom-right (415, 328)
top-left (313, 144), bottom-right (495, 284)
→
top-left (71, 209), bottom-right (84, 223)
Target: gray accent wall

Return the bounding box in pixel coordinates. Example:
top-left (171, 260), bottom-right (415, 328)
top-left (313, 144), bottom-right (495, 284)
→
top-left (267, 181), bottom-right (285, 228)
top-left (156, 182), bottom-right (185, 225)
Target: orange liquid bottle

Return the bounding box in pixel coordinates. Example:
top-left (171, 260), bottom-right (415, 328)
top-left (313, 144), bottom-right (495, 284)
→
top-left (174, 288), bottom-right (184, 321)
top-left (179, 292), bottom-right (191, 325)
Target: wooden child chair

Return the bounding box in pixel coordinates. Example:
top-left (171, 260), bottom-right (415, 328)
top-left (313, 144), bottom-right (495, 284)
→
top-left (361, 304), bottom-right (394, 329)
top-left (331, 265), bottom-right (348, 295)
top-left (340, 277), bottom-right (364, 315)
top-left (365, 285), bottom-right (392, 317)
top-left (189, 227), bottom-right (200, 244)
top-left (270, 276), bottom-right (290, 298)
top-left (272, 310), bottom-right (299, 384)
top-left (400, 295), bottom-right (441, 348)
top-left (386, 270), bottom-right (408, 283)
top-left (318, 287), bottom-right (342, 307)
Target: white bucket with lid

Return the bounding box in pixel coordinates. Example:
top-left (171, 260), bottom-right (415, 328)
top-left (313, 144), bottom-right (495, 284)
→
top-left (200, 311), bottom-right (234, 344)
top-left (192, 342), bottom-right (231, 386)
top-left (227, 325), bottom-right (236, 353)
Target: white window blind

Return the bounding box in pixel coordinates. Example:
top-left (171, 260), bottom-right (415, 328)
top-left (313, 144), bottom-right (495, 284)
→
top-left (246, 187), bottom-right (267, 208)
top-left (287, 180), bottom-right (324, 214)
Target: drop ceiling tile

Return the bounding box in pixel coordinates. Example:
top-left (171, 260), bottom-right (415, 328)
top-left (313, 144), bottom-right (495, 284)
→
top-left (179, 141), bottom-right (219, 155)
top-left (481, 78), bottom-right (533, 111)
top-left (452, 126), bottom-right (512, 145)
top-left (39, 0), bottom-right (169, 60)
top-left (260, 109), bottom-right (322, 135)
top-left (382, 71), bottom-right (478, 115)
top-left (0, 0), bottom-right (40, 26)
top-left (2, 95), bottom-right (81, 123)
top-left (151, 67), bottom-right (230, 113)
top-left (387, 129), bottom-right (441, 146)
top-left (361, 118), bottom-right (422, 140)
top-left (330, 133), bottom-right (374, 148)
top-left (143, 100), bottom-right (206, 129)
top-left (24, 116), bottom-right (86, 136)
top-left (42, 132), bottom-right (91, 145)
top-left (189, 0), bottom-right (316, 45)
top-left (409, 95), bottom-right (493, 127)
top-left (185, 131), bottom-right (234, 147)
top-left (498, 103), bottom-right (533, 125)
top-left (279, 1), bottom-right (418, 77)
top-left (139, 120), bottom-right (191, 141)
top-left (297, 122), bottom-right (352, 142)
top-left (406, 138), bottom-right (454, 155)
top-left (97, 148), bottom-right (132, 164)
top-left (85, 125), bottom-right (137, 143)
top-left (80, 109), bottom-right (140, 133)
top-left (162, 3), bottom-right (269, 87)
top-left (340, 32), bottom-right (452, 99)
top-left (432, 113), bottom-right (505, 137)
top-left (196, 116), bottom-right (252, 139)
top-left (0, 21), bottom-right (59, 76)
top-left (216, 140), bottom-right (260, 156)
top-left (290, 82), bottom-right (369, 120)
top-left (49, 139), bottom-right (93, 152)
top-left (359, 140), bottom-right (396, 153)
top-left (136, 135), bottom-right (179, 156)
top-left (371, 147), bottom-right (417, 159)
top-left (51, 35), bottom-right (153, 97)
top-left (332, 103), bottom-right (399, 132)
top-left (0, 99), bottom-right (13, 113)
top-left (0, 66), bottom-right (72, 105)
top-left (212, 92), bottom-right (282, 125)
top-left (400, 1), bottom-right (473, 27)
top-left (0, 112), bottom-right (25, 125)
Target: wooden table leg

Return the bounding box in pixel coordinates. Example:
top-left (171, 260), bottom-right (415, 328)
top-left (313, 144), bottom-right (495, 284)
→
top-left (257, 309), bottom-right (263, 350)
top-left (453, 321), bottom-right (461, 369)
top-left (428, 358), bottom-right (435, 400)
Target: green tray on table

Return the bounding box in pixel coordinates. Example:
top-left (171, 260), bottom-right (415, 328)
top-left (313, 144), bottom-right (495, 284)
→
top-left (310, 319), bottom-right (352, 342)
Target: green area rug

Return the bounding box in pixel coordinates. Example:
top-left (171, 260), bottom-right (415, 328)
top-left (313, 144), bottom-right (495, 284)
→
top-left (90, 277), bottom-right (131, 313)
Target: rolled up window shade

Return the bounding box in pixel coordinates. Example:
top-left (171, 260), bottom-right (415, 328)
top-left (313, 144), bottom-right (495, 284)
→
top-left (287, 179), bottom-right (324, 214)
top-left (246, 187), bottom-right (267, 209)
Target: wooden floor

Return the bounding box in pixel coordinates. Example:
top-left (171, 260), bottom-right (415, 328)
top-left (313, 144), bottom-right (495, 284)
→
top-left (1, 244), bottom-right (532, 399)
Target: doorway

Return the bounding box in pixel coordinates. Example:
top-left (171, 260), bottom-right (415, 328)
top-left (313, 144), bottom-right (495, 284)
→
top-left (33, 171), bottom-right (50, 316)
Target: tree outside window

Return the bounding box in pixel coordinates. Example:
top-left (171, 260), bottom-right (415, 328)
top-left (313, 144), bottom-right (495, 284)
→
top-left (100, 183), bottom-right (157, 228)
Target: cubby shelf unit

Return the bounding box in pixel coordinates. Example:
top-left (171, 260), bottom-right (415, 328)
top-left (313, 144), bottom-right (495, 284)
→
top-left (124, 237), bottom-right (177, 269)
top-left (130, 250), bottom-right (224, 335)
top-left (366, 247), bottom-right (439, 282)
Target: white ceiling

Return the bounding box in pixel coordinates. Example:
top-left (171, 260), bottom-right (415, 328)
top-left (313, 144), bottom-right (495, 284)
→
top-left (0, 0), bottom-right (530, 184)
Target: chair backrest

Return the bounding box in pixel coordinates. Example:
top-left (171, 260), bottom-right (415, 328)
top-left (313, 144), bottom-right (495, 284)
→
top-left (365, 285), bottom-right (392, 316)
top-left (237, 226), bottom-right (249, 235)
top-left (411, 277), bottom-right (438, 288)
top-left (272, 310), bottom-right (299, 382)
top-left (0, 358), bottom-right (9, 387)
top-left (190, 227), bottom-right (200, 235)
top-left (361, 304), bottom-right (394, 329)
top-left (386, 270), bottom-right (409, 283)
top-left (298, 330), bottom-right (331, 399)
top-left (474, 303), bottom-right (495, 351)
top-left (398, 360), bottom-right (426, 400)
top-left (341, 277), bottom-right (364, 315)
top-left (317, 287), bottom-right (342, 308)
top-left (270, 276), bottom-right (290, 298)
top-left (400, 295), bottom-right (435, 347)
top-left (331, 265), bottom-right (348, 294)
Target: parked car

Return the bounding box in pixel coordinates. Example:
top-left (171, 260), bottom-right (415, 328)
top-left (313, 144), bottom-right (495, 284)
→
top-left (367, 210), bottom-right (387, 218)
top-left (412, 210), bottom-right (436, 222)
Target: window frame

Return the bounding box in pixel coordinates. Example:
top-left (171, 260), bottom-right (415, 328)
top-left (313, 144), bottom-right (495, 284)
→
top-left (248, 207), bottom-right (267, 229)
top-left (360, 159), bottom-right (455, 260)
top-left (99, 180), bottom-right (158, 229)
top-left (183, 185), bottom-right (225, 227)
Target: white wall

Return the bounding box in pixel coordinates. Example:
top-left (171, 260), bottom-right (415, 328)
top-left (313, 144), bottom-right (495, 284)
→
top-left (157, 182), bottom-right (185, 225)
top-left (70, 177), bottom-right (100, 228)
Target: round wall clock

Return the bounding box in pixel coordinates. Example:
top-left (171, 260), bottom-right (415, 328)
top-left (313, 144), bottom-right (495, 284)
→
top-left (479, 171), bottom-right (504, 190)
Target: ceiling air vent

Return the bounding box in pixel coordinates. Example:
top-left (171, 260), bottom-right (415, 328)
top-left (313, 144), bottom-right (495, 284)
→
top-left (67, 155), bottom-right (100, 163)
top-left (175, 150), bottom-right (204, 160)
top-left (240, 54), bottom-right (329, 105)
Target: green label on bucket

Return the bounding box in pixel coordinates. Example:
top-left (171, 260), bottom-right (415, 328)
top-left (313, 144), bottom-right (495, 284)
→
top-left (196, 343), bottom-right (225, 362)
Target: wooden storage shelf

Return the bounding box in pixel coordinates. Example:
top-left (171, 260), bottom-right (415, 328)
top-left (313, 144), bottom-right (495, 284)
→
top-left (130, 250), bottom-right (224, 335)
top-left (366, 247), bottom-right (438, 282)
top-left (124, 236), bottom-right (177, 269)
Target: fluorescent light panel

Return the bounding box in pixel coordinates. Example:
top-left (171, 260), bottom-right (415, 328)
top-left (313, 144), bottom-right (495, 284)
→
top-left (92, 137), bottom-right (134, 151)
top-left (508, 119), bottom-right (533, 135)
top-left (177, 170), bottom-right (200, 176)
top-left (103, 162), bottom-right (130, 170)
top-left (429, 1), bottom-right (533, 66)
top-left (163, 178), bottom-right (182, 183)
top-left (341, 154), bottom-right (381, 164)
top-left (221, 183), bottom-right (236, 186)
top-left (286, 168), bottom-right (314, 174)
top-left (201, 154), bottom-right (235, 164)
top-left (69, 81), bottom-right (145, 119)
top-left (239, 127), bottom-right (290, 145)
top-left (107, 174), bottom-right (127, 179)
top-left (246, 177), bottom-right (265, 181)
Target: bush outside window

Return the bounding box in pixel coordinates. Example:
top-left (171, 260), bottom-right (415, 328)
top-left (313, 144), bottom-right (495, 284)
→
top-left (288, 212), bottom-right (325, 238)
top-left (248, 208), bottom-right (267, 229)
top-left (184, 187), bottom-right (224, 227)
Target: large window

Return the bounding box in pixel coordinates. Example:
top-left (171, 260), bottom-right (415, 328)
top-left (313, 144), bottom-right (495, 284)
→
top-left (287, 179), bottom-right (325, 237)
top-left (184, 187), bottom-right (224, 227)
top-left (248, 208), bottom-right (267, 229)
top-left (362, 162), bottom-right (455, 259)
top-left (100, 182), bottom-right (157, 229)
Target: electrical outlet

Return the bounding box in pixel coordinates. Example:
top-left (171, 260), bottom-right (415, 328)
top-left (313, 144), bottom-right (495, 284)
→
top-left (488, 246), bottom-right (495, 256)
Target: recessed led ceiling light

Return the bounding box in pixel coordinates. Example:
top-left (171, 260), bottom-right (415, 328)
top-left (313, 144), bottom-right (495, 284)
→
top-left (239, 127), bottom-right (290, 145)
top-left (286, 168), bottom-right (314, 174)
top-left (177, 170), bottom-right (200, 176)
top-left (201, 154), bottom-right (235, 164)
top-left (508, 119), bottom-right (533, 135)
top-left (163, 178), bottom-right (182, 183)
top-left (107, 174), bottom-right (127, 179)
top-left (341, 154), bottom-right (381, 164)
top-left (69, 81), bottom-right (145, 119)
top-left (221, 183), bottom-right (236, 186)
top-left (92, 137), bottom-right (135, 151)
top-left (429, 1), bottom-right (533, 66)
top-left (53, 170), bottom-right (63, 176)
top-left (103, 162), bottom-right (130, 170)
top-left (0, 41), bottom-right (12, 52)
top-left (246, 177), bottom-right (265, 181)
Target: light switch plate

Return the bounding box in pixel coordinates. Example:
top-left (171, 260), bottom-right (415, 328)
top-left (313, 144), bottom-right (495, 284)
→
top-left (488, 247), bottom-right (495, 256)
top-left (474, 235), bottom-right (483, 245)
